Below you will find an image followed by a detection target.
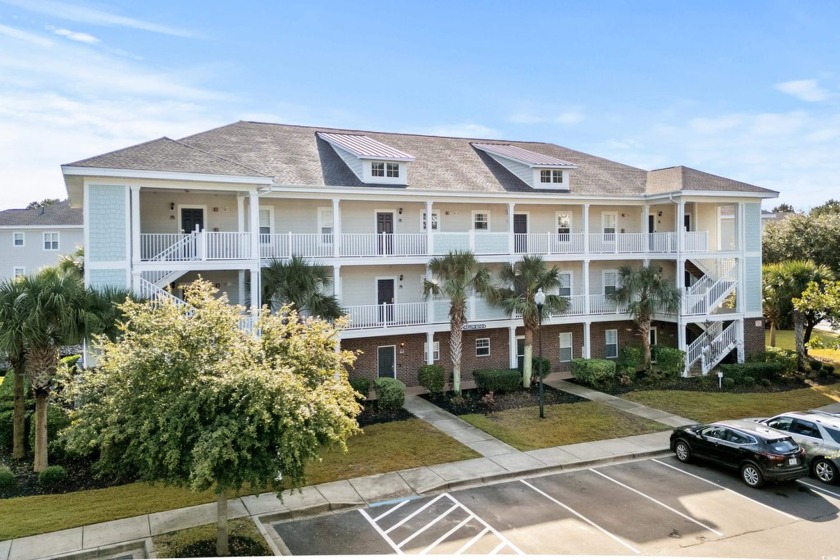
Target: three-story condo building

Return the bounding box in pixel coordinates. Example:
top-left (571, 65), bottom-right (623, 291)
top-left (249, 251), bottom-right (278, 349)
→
top-left (61, 121), bottom-right (776, 386)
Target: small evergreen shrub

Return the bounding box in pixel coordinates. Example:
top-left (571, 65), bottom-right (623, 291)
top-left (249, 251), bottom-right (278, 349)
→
top-left (759, 378), bottom-right (773, 387)
top-left (809, 359), bottom-right (823, 372)
top-left (720, 362), bottom-right (785, 382)
top-left (0, 465), bottom-right (16, 491)
top-left (0, 409), bottom-right (32, 453)
top-left (722, 377), bottom-right (736, 389)
top-left (532, 357), bottom-right (551, 380)
top-left (618, 345), bottom-right (643, 375)
top-left (374, 378), bottom-right (405, 411)
top-left (748, 347), bottom-right (797, 375)
top-left (740, 376), bottom-right (755, 387)
top-left (652, 346), bottom-right (686, 379)
top-left (418, 364), bottom-right (446, 395)
top-left (571, 358), bottom-right (616, 389)
top-left (38, 465), bottom-right (67, 492)
top-left (823, 363), bottom-right (836, 375)
top-left (473, 369), bottom-right (521, 393)
top-left (348, 376), bottom-right (371, 400)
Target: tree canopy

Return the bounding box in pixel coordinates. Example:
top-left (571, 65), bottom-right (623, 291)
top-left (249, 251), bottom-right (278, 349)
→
top-left (261, 256), bottom-right (343, 319)
top-left (62, 279), bottom-right (361, 555)
top-left (763, 210), bottom-right (840, 274)
top-left (25, 198), bottom-right (61, 210)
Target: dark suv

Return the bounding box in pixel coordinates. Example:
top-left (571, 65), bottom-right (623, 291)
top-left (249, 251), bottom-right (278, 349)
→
top-left (670, 419), bottom-right (808, 487)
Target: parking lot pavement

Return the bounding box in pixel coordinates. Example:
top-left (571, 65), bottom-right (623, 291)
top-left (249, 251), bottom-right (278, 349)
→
top-left (270, 457), bottom-right (840, 557)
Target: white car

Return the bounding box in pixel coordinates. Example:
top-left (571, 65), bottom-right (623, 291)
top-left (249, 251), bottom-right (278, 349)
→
top-left (755, 411), bottom-right (840, 484)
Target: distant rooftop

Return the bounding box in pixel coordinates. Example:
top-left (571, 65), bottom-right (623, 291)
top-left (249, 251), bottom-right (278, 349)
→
top-left (0, 200), bottom-right (82, 226)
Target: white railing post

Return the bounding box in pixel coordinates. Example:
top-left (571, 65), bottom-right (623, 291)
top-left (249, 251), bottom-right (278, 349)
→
top-left (198, 229), bottom-right (206, 260)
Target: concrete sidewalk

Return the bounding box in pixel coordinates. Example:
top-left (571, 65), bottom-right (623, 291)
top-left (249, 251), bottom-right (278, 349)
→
top-left (1, 381), bottom-right (687, 560)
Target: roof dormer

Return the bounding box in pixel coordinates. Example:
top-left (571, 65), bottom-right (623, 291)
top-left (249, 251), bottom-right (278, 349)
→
top-left (472, 143), bottom-right (577, 191)
top-left (318, 132), bottom-right (415, 185)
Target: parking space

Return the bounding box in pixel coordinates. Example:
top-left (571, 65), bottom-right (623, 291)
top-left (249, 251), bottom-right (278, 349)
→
top-left (271, 457), bottom-right (840, 557)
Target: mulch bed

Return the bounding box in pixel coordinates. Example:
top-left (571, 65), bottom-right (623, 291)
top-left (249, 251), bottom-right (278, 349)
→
top-left (355, 404), bottom-right (413, 427)
top-left (0, 452), bottom-right (131, 499)
top-left (421, 384), bottom-right (585, 416)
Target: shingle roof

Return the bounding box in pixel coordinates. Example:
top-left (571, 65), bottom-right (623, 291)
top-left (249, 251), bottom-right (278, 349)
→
top-left (0, 200), bottom-right (82, 226)
top-left (472, 143), bottom-right (577, 168)
top-left (317, 133), bottom-right (415, 161)
top-left (65, 137), bottom-right (269, 177)
top-left (647, 166), bottom-right (775, 195)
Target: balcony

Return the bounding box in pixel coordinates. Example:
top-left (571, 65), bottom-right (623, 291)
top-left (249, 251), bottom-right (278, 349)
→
top-left (140, 232), bottom-right (252, 261)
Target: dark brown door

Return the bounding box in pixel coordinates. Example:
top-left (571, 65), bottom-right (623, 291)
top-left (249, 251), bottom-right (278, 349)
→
top-left (181, 208), bottom-right (204, 233)
top-left (514, 214), bottom-right (527, 253)
top-left (377, 279), bottom-right (395, 323)
top-left (377, 212), bottom-right (394, 255)
top-left (377, 346), bottom-right (396, 378)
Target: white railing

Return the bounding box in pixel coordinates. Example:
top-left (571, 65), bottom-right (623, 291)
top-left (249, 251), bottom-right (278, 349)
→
top-left (589, 294), bottom-right (629, 315)
top-left (684, 259), bottom-right (738, 315)
top-left (137, 278), bottom-right (190, 309)
top-left (340, 233), bottom-right (427, 257)
top-left (701, 321), bottom-right (739, 375)
top-left (141, 233), bottom-right (196, 261)
top-left (205, 232), bottom-right (251, 260)
top-left (141, 232), bottom-right (251, 261)
top-left (683, 231), bottom-right (708, 253)
top-left (554, 294), bottom-right (586, 317)
top-left (342, 302), bottom-right (428, 329)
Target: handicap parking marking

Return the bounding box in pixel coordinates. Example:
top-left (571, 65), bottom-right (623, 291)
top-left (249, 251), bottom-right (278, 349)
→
top-left (797, 479), bottom-right (840, 501)
top-left (651, 458), bottom-right (799, 521)
top-left (520, 479), bottom-right (641, 555)
top-left (588, 468), bottom-right (724, 537)
top-left (359, 493), bottom-right (525, 555)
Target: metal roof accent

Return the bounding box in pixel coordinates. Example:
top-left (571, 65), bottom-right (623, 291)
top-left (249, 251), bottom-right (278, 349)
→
top-left (317, 132), bottom-right (415, 161)
top-left (472, 143), bottom-right (577, 168)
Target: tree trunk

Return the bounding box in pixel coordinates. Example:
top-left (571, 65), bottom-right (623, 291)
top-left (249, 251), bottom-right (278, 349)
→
top-left (523, 329), bottom-right (534, 388)
top-left (769, 321), bottom-right (776, 348)
top-left (803, 321), bottom-right (814, 350)
top-left (12, 359), bottom-right (25, 459)
top-left (641, 323), bottom-right (652, 373)
top-left (793, 310), bottom-right (806, 372)
top-left (450, 320), bottom-right (463, 395)
top-left (216, 489), bottom-right (229, 557)
top-left (33, 390), bottom-right (49, 472)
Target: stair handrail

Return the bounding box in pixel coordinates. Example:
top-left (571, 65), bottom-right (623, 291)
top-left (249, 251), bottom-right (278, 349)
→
top-left (137, 278), bottom-right (192, 310)
top-left (149, 231), bottom-right (197, 262)
top-left (701, 321), bottom-right (739, 375)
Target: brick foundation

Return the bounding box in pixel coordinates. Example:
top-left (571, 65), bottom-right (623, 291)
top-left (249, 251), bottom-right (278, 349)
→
top-left (744, 317), bottom-right (766, 358)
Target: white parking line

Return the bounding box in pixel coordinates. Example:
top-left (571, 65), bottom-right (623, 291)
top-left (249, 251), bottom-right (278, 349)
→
top-left (589, 468), bottom-right (724, 537)
top-left (520, 479), bottom-right (641, 555)
top-left (651, 459), bottom-right (799, 521)
top-left (359, 509), bottom-right (404, 555)
top-left (797, 479), bottom-right (840, 500)
top-left (385, 493), bottom-right (449, 534)
top-left (397, 504), bottom-right (461, 548)
top-left (455, 526), bottom-right (491, 555)
top-left (374, 499), bottom-right (410, 522)
top-left (419, 514), bottom-right (475, 555)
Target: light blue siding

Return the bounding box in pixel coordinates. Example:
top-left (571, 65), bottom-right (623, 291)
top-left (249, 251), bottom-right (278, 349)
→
top-left (89, 269), bottom-right (128, 291)
top-left (744, 203), bottom-right (761, 252)
top-left (745, 256), bottom-right (762, 312)
top-left (487, 154), bottom-right (532, 186)
top-left (88, 185), bottom-right (127, 262)
top-left (331, 145), bottom-right (364, 179)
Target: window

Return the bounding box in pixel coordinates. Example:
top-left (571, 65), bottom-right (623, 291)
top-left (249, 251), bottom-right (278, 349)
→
top-left (12, 232), bottom-right (24, 247)
top-left (559, 333), bottom-right (573, 363)
top-left (476, 338), bottom-right (490, 357)
top-left (371, 162), bottom-right (385, 177)
top-left (605, 329), bottom-right (618, 359)
top-left (422, 211), bottom-right (439, 231)
top-left (558, 272), bottom-right (572, 297)
top-left (13, 267), bottom-right (24, 279)
top-left (43, 232), bottom-right (59, 251)
top-left (473, 211), bottom-right (489, 231)
top-left (317, 207), bottom-right (333, 244)
top-left (386, 162), bottom-right (400, 178)
top-left (259, 207), bottom-right (273, 244)
top-left (556, 212), bottom-right (571, 237)
top-left (540, 169), bottom-right (563, 183)
top-left (423, 341), bottom-right (440, 362)
top-left (603, 270), bottom-right (619, 296)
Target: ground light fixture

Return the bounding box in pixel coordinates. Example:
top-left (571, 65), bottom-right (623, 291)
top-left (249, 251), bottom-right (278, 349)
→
top-left (534, 287), bottom-right (546, 419)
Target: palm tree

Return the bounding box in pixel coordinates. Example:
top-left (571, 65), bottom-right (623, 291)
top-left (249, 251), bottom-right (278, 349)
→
top-left (607, 265), bottom-right (681, 373)
top-left (57, 246), bottom-right (85, 278)
top-left (0, 278), bottom-right (30, 459)
top-left (261, 256), bottom-right (343, 320)
top-left (423, 251), bottom-right (492, 395)
top-left (767, 260), bottom-right (832, 370)
top-left (762, 263), bottom-right (792, 348)
top-left (489, 255), bottom-right (569, 388)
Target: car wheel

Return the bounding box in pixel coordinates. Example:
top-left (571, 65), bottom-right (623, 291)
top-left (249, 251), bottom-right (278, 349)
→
top-left (813, 458), bottom-right (837, 484)
top-left (741, 463), bottom-right (765, 488)
top-left (674, 440), bottom-right (692, 463)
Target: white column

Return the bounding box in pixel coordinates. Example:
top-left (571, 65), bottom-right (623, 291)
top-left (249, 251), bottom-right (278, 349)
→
top-left (426, 331), bottom-right (435, 365)
top-left (737, 319), bottom-right (745, 363)
top-left (677, 258), bottom-right (686, 311)
top-left (237, 195), bottom-right (245, 233)
top-left (583, 260), bottom-right (590, 315)
top-left (131, 271), bottom-right (141, 295)
top-left (508, 202), bottom-right (515, 254)
top-left (238, 271), bottom-right (246, 307)
top-left (677, 198), bottom-right (685, 253)
top-left (584, 321), bottom-right (591, 358)
top-left (642, 204), bottom-right (649, 235)
top-left (333, 265), bottom-right (342, 300)
top-left (583, 203), bottom-right (590, 254)
top-left (249, 190), bottom-right (260, 261)
top-left (509, 326), bottom-right (518, 368)
top-left (425, 200), bottom-right (434, 256)
top-left (250, 267), bottom-right (260, 310)
top-left (332, 198), bottom-right (341, 258)
top-left (425, 265), bottom-right (434, 324)
top-left (130, 185), bottom-right (141, 265)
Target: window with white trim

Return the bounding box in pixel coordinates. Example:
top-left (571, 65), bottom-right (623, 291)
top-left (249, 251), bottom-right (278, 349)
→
top-left (540, 169), bottom-right (563, 183)
top-left (259, 207), bottom-right (273, 244)
top-left (386, 162), bottom-right (399, 178)
top-left (423, 341), bottom-right (440, 361)
top-left (476, 337), bottom-right (490, 357)
top-left (473, 211), bottom-right (489, 231)
top-left (559, 332), bottom-right (573, 363)
top-left (422, 211), bottom-right (439, 231)
top-left (605, 329), bottom-right (618, 359)
top-left (13, 266), bottom-right (24, 279)
top-left (371, 162), bottom-right (385, 177)
top-left (12, 232), bottom-right (24, 247)
top-left (43, 232), bottom-right (59, 251)
top-left (558, 271), bottom-right (572, 297)
top-left (603, 270), bottom-right (619, 296)
top-left (317, 207), bottom-right (333, 245)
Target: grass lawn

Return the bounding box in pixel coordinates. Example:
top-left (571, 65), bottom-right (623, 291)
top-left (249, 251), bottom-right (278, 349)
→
top-left (767, 329), bottom-right (839, 354)
top-left (460, 401), bottom-right (669, 452)
top-left (0, 419), bottom-right (478, 540)
top-left (624, 386), bottom-right (840, 424)
top-left (153, 518), bottom-right (270, 558)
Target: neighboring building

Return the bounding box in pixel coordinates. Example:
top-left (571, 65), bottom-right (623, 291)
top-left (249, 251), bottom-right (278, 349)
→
top-left (61, 121), bottom-right (777, 385)
top-left (0, 200), bottom-right (83, 281)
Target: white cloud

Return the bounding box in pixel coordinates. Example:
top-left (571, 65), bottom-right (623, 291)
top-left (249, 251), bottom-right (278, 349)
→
top-left (0, 23), bottom-right (53, 46)
top-left (0, 0), bottom-right (195, 37)
top-left (774, 79), bottom-right (829, 102)
top-left (422, 123), bottom-right (501, 139)
top-left (47, 25), bottom-right (99, 44)
top-left (508, 108), bottom-right (585, 126)
top-left (688, 115), bottom-right (743, 135)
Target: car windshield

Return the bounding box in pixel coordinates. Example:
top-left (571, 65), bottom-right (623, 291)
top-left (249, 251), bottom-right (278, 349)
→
top-left (824, 426), bottom-right (840, 445)
top-left (767, 438), bottom-right (798, 453)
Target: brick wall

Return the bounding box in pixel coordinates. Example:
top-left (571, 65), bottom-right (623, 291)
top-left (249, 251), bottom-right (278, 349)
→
top-left (744, 317), bottom-right (765, 358)
top-left (341, 333), bottom-right (429, 387)
top-left (436, 328), bottom-right (511, 384)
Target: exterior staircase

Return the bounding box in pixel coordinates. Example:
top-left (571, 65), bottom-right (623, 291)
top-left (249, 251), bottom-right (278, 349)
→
top-left (685, 320), bottom-right (739, 375)
top-left (682, 258), bottom-right (737, 316)
top-left (142, 270), bottom-right (189, 289)
top-left (136, 278), bottom-right (256, 331)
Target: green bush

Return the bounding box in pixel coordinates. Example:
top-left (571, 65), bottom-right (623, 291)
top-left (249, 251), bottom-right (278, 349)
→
top-left (473, 369), bottom-right (521, 393)
top-left (823, 363), bottom-right (836, 375)
top-left (0, 369), bottom-right (32, 413)
top-left (374, 378), bottom-right (405, 411)
top-left (29, 405), bottom-right (71, 459)
top-left (748, 347), bottom-right (797, 375)
top-left (38, 465), bottom-right (67, 492)
top-left (618, 345), bottom-right (643, 375)
top-left (0, 408), bottom-right (33, 453)
top-left (740, 376), bottom-right (755, 387)
top-left (570, 359), bottom-right (616, 389)
top-left (720, 362), bottom-right (785, 382)
top-left (418, 364), bottom-right (446, 395)
top-left (0, 465), bottom-right (16, 491)
top-left (348, 376), bottom-right (371, 400)
top-left (532, 357), bottom-right (551, 380)
top-left (759, 378), bottom-right (773, 387)
top-left (809, 359), bottom-right (823, 372)
top-left (722, 377), bottom-right (736, 389)
top-left (652, 346), bottom-right (686, 379)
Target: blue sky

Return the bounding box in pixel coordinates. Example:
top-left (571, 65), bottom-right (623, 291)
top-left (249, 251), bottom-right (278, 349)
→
top-left (1, 1), bottom-right (839, 210)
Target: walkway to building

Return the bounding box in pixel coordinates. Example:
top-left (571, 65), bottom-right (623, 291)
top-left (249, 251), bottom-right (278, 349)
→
top-left (2, 379), bottom-right (697, 560)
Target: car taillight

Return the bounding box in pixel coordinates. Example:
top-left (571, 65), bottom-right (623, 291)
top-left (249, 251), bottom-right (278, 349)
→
top-left (759, 451), bottom-right (786, 462)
